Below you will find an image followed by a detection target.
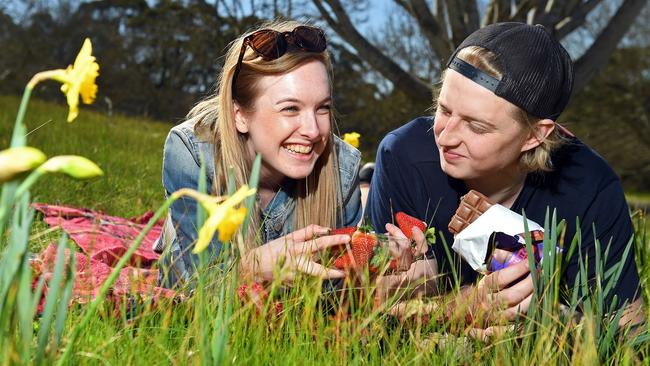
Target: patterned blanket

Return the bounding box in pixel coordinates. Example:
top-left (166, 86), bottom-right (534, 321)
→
top-left (31, 203), bottom-right (175, 312)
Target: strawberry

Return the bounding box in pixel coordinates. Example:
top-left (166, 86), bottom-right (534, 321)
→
top-left (237, 282), bottom-right (284, 318)
top-left (333, 226), bottom-right (377, 270)
top-left (396, 212), bottom-right (426, 240)
top-left (395, 211), bottom-right (436, 244)
top-left (333, 253), bottom-right (354, 269)
top-left (329, 226), bottom-right (358, 257)
top-left (330, 226), bottom-right (357, 237)
top-left (350, 228), bottom-right (377, 267)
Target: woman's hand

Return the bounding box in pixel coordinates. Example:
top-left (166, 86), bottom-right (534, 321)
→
top-left (240, 224), bottom-right (350, 283)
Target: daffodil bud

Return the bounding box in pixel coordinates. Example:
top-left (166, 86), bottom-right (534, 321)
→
top-left (40, 155), bottom-right (103, 179)
top-left (0, 146), bottom-right (47, 182)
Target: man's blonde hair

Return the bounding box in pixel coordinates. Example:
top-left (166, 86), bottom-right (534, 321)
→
top-left (434, 46), bottom-right (566, 172)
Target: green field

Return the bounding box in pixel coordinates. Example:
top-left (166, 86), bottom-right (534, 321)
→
top-left (0, 95), bottom-right (169, 218)
top-left (1, 95), bottom-right (649, 365)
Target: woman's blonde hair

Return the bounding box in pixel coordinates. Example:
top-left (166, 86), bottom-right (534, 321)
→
top-left (188, 20), bottom-right (341, 250)
top-left (434, 46), bottom-right (565, 172)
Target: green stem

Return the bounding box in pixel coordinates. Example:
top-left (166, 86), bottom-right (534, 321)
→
top-left (56, 197), bottom-right (176, 365)
top-left (11, 85), bottom-right (33, 148)
top-left (0, 169), bottom-right (44, 238)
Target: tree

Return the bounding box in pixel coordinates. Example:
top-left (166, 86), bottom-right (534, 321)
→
top-left (312, 0), bottom-right (649, 105)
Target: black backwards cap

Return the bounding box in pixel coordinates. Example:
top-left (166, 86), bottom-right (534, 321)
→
top-left (446, 22), bottom-right (574, 121)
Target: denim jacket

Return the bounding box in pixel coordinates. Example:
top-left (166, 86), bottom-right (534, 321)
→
top-left (156, 118), bottom-right (362, 288)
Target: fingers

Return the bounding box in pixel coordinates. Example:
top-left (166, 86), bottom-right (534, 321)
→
top-left (297, 233), bottom-right (351, 253)
top-left (385, 223), bottom-right (412, 267)
top-left (376, 272), bottom-right (409, 300)
top-left (480, 260), bottom-right (531, 292)
top-left (385, 223), bottom-right (407, 239)
top-left (293, 256), bottom-right (346, 279)
top-left (468, 324), bottom-right (517, 342)
top-left (500, 293), bottom-right (533, 321)
top-left (486, 273), bottom-right (534, 309)
top-left (287, 224), bottom-right (330, 242)
top-left (411, 226), bottom-right (428, 256)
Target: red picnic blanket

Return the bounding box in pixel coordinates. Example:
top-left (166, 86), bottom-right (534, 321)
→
top-left (32, 203), bottom-right (175, 311)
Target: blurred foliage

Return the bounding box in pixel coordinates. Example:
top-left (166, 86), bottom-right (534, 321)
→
top-left (563, 44), bottom-right (650, 191)
top-left (0, 0), bottom-right (648, 190)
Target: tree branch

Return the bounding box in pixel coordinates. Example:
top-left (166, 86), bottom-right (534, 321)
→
top-left (465, 0), bottom-right (480, 31)
top-left (510, 0), bottom-right (544, 23)
top-left (573, 0), bottom-right (648, 92)
top-left (406, 0), bottom-right (453, 63)
top-left (446, 0), bottom-right (472, 46)
top-left (312, 0), bottom-right (431, 101)
top-left (482, 0), bottom-right (510, 26)
top-left (394, 0), bottom-right (453, 62)
top-left (555, 0), bottom-right (602, 39)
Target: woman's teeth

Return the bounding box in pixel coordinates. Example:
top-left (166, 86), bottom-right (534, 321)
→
top-left (283, 144), bottom-right (313, 154)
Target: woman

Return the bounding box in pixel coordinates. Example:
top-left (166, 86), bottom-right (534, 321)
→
top-left (157, 21), bottom-right (361, 288)
top-left (366, 23), bottom-right (643, 328)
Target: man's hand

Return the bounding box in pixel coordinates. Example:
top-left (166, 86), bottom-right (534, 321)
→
top-left (456, 260), bottom-right (533, 326)
top-left (375, 258), bottom-right (440, 304)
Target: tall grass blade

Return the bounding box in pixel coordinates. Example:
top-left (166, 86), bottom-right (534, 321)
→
top-left (53, 247), bottom-right (75, 352)
top-left (242, 154), bottom-right (261, 233)
top-left (17, 246), bottom-right (33, 362)
top-left (35, 234), bottom-right (69, 365)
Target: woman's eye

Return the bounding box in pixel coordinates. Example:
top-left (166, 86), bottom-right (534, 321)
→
top-left (318, 104), bottom-right (331, 113)
top-left (282, 106), bottom-right (299, 113)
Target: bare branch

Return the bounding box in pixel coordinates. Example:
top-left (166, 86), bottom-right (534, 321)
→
top-left (464, 0), bottom-right (480, 30)
top-left (312, 0), bottom-right (431, 100)
top-left (574, 0), bottom-right (649, 91)
top-left (510, 0), bottom-right (544, 23)
top-left (406, 0), bottom-right (453, 63)
top-left (555, 0), bottom-right (603, 39)
top-left (446, 0), bottom-right (471, 45)
top-left (434, 0), bottom-right (445, 26)
top-left (482, 0), bottom-right (510, 26)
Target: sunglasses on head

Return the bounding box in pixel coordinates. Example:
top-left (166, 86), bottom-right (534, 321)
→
top-left (231, 26), bottom-right (327, 98)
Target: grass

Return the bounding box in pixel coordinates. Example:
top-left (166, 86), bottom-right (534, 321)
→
top-left (0, 95), bottom-right (169, 218)
top-left (1, 95), bottom-right (649, 365)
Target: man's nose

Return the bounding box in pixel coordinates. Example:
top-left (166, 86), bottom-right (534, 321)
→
top-left (436, 116), bottom-right (462, 146)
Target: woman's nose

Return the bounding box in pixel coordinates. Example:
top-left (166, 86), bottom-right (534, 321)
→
top-left (298, 111), bottom-right (321, 139)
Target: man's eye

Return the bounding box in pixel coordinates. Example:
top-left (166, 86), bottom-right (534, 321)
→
top-left (468, 123), bottom-right (488, 134)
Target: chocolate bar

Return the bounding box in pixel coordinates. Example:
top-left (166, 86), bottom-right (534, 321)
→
top-left (448, 190), bottom-right (494, 235)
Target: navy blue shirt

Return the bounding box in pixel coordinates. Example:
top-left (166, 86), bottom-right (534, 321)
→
top-left (366, 116), bottom-right (640, 309)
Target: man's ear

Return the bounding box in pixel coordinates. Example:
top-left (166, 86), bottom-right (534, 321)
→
top-left (521, 119), bottom-right (555, 152)
top-left (233, 102), bottom-right (249, 133)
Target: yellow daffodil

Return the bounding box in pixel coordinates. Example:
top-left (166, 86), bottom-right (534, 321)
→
top-left (58, 38), bottom-right (99, 122)
top-left (0, 146), bottom-right (47, 182)
top-left (28, 38), bottom-right (99, 122)
top-left (343, 132), bottom-right (361, 148)
top-left (217, 206), bottom-right (248, 242)
top-left (172, 185), bottom-right (256, 253)
top-left (39, 155), bottom-right (103, 179)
